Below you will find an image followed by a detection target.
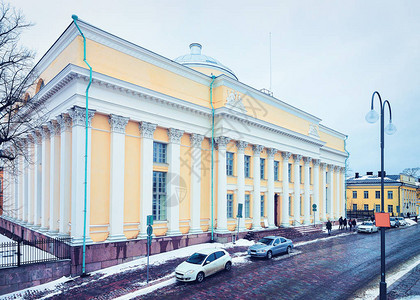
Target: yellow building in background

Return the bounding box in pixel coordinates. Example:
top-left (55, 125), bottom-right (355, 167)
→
top-left (346, 172), bottom-right (419, 217)
top-left (1, 17), bottom-right (348, 266)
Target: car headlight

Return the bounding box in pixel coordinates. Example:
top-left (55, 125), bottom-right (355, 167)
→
top-left (185, 270), bottom-right (195, 275)
top-left (257, 249), bottom-right (266, 253)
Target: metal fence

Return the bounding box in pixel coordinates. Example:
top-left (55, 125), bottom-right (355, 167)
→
top-left (347, 209), bottom-right (375, 219)
top-left (0, 229), bottom-right (71, 268)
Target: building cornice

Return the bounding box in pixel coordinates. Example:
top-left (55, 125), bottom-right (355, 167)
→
top-left (318, 124), bottom-right (347, 139)
top-left (320, 145), bottom-right (349, 158)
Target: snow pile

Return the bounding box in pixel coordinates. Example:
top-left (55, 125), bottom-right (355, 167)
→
top-left (405, 219), bottom-right (418, 226)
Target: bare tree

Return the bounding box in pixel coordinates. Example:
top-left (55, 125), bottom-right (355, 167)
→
top-left (402, 167), bottom-right (420, 178)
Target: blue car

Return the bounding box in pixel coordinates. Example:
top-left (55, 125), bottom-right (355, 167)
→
top-left (247, 236), bottom-right (293, 259)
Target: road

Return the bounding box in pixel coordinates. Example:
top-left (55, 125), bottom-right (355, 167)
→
top-left (139, 225), bottom-right (420, 300)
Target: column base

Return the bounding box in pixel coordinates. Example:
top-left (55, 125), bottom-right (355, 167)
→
top-left (47, 230), bottom-right (59, 237)
top-left (71, 236), bottom-right (94, 246)
top-left (280, 222), bottom-right (290, 228)
top-left (303, 220), bottom-right (311, 225)
top-left (267, 225), bottom-right (278, 229)
top-left (293, 220), bottom-right (301, 226)
top-left (238, 226), bottom-right (248, 232)
top-left (57, 232), bottom-right (70, 238)
top-left (39, 227), bottom-right (49, 232)
top-left (107, 234), bottom-right (127, 242)
top-left (252, 225), bottom-right (262, 230)
top-left (188, 228), bottom-right (203, 234)
top-left (166, 230), bottom-right (183, 237)
top-left (214, 228), bottom-right (230, 234)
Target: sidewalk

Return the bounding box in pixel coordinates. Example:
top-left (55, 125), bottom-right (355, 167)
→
top-left (386, 263), bottom-right (420, 300)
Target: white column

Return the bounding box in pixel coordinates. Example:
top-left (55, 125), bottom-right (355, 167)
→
top-left (27, 136), bottom-right (35, 225)
top-left (22, 139), bottom-right (29, 224)
top-left (189, 133), bottom-right (204, 234)
top-left (313, 159), bottom-right (320, 224)
top-left (252, 144), bottom-right (264, 230)
top-left (48, 121), bottom-right (60, 234)
top-left (321, 163), bottom-right (327, 221)
top-left (40, 126), bottom-right (50, 231)
top-left (236, 141), bottom-right (248, 231)
top-left (69, 106), bottom-right (95, 245)
top-left (303, 157), bottom-right (312, 225)
top-left (341, 168), bottom-right (346, 217)
top-left (335, 166), bottom-right (341, 219)
top-left (293, 154), bottom-right (302, 225)
top-left (17, 148), bottom-right (24, 222)
top-left (267, 148), bottom-right (277, 228)
top-left (327, 164), bottom-right (334, 219)
top-left (32, 131), bottom-right (42, 228)
top-left (166, 128), bottom-right (184, 236)
top-left (14, 158), bottom-right (20, 221)
top-left (57, 114), bottom-right (72, 236)
top-left (137, 122), bottom-right (157, 238)
top-left (107, 115), bottom-right (129, 241)
top-left (215, 136), bottom-right (230, 234)
top-left (281, 152), bottom-right (292, 227)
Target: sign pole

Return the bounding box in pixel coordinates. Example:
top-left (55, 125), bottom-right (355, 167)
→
top-left (146, 215), bottom-right (153, 284)
top-left (236, 203), bottom-right (243, 244)
top-left (312, 204), bottom-right (317, 227)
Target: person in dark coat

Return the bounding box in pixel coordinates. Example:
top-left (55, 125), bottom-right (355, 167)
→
top-left (326, 220), bottom-right (332, 235)
top-left (343, 218), bottom-right (348, 230)
top-left (352, 219), bottom-right (356, 231)
top-left (338, 216), bottom-right (343, 230)
top-left (349, 218), bottom-right (353, 231)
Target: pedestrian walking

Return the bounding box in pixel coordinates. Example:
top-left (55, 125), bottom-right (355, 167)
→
top-left (326, 220), bottom-right (332, 235)
top-left (352, 219), bottom-right (356, 231)
top-left (343, 218), bottom-right (348, 230)
top-left (338, 216), bottom-right (343, 230)
top-left (349, 218), bottom-right (353, 231)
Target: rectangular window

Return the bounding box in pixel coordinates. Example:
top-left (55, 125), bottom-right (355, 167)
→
top-left (260, 158), bottom-right (265, 180)
top-left (364, 204), bottom-right (369, 210)
top-left (353, 204), bottom-right (357, 211)
top-left (226, 152), bottom-right (234, 176)
top-left (288, 164), bottom-right (292, 182)
top-left (353, 191), bottom-right (357, 199)
top-left (244, 155), bottom-right (251, 178)
top-left (153, 171), bottom-right (167, 221)
top-left (388, 205), bottom-right (393, 213)
top-left (274, 161), bottom-right (279, 181)
top-left (364, 191), bottom-right (369, 199)
top-left (309, 167), bottom-right (312, 185)
top-left (375, 204), bottom-right (380, 212)
top-left (260, 195), bottom-right (265, 217)
top-left (153, 142), bottom-right (167, 163)
top-left (396, 206), bottom-right (400, 213)
top-left (227, 194), bottom-right (233, 218)
top-left (375, 191), bottom-right (380, 199)
top-left (245, 194), bottom-right (250, 218)
top-left (388, 191), bottom-right (393, 199)
top-left (299, 165), bottom-right (302, 183)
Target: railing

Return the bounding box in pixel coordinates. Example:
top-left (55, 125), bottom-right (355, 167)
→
top-left (347, 209), bottom-right (375, 219)
top-left (0, 228), bottom-right (71, 268)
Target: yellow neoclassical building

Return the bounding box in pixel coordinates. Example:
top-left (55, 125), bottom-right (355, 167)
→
top-left (346, 172), bottom-right (419, 217)
top-left (2, 18), bottom-right (348, 248)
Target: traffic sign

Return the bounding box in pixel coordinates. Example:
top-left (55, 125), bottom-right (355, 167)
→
top-left (147, 225), bottom-right (153, 236)
top-left (147, 215), bottom-right (154, 226)
top-left (147, 235), bottom-right (152, 246)
top-left (312, 204), bottom-right (317, 209)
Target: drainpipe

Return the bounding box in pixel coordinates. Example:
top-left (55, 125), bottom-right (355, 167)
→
top-left (72, 15), bottom-right (92, 276)
top-left (210, 75), bottom-right (215, 241)
top-left (344, 135), bottom-right (349, 218)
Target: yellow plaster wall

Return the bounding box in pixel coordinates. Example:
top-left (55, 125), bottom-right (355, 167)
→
top-left (90, 114), bottom-right (111, 242)
top-left (179, 134), bottom-right (191, 233)
top-left (347, 185), bottom-right (400, 213)
top-left (319, 131), bottom-right (345, 152)
top-left (154, 127), bottom-right (169, 143)
top-left (200, 138), bottom-right (211, 232)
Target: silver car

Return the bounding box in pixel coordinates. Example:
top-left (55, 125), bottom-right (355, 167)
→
top-left (247, 236), bottom-right (293, 259)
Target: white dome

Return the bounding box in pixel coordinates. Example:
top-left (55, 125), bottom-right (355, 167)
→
top-left (174, 43), bottom-right (237, 80)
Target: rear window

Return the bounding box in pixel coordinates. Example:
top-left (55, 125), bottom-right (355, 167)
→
top-left (187, 253), bottom-right (207, 265)
top-left (215, 251), bottom-right (225, 259)
top-left (258, 238), bottom-right (274, 245)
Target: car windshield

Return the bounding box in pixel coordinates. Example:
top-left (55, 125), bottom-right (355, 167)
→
top-left (390, 217), bottom-right (395, 221)
top-left (186, 253), bottom-right (207, 265)
top-left (258, 238), bottom-right (273, 245)
top-left (362, 222), bottom-right (373, 226)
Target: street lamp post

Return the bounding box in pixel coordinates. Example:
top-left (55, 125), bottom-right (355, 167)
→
top-left (365, 91), bottom-right (397, 300)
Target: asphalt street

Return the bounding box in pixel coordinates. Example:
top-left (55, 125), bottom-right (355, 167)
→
top-left (139, 225), bottom-right (420, 300)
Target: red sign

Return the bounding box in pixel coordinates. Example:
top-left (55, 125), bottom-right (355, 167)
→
top-left (375, 212), bottom-right (391, 228)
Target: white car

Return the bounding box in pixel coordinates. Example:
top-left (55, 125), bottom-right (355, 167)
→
top-left (396, 217), bottom-right (407, 226)
top-left (357, 221), bottom-right (378, 233)
top-left (175, 248), bottom-right (232, 283)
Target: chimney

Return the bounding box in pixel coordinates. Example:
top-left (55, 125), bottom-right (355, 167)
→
top-left (367, 171), bottom-right (373, 176)
top-left (355, 172), bottom-right (359, 178)
top-left (378, 171), bottom-right (386, 177)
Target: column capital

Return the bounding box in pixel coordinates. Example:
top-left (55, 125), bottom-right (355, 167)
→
top-left (56, 114), bottom-right (72, 132)
top-left (340, 167), bottom-right (346, 174)
top-left (31, 130), bottom-right (42, 144)
top-left (333, 165), bottom-right (340, 172)
top-left (267, 148), bottom-right (278, 158)
top-left (138, 121), bottom-right (157, 139)
top-left (303, 157), bottom-right (312, 165)
top-left (109, 114), bottom-right (129, 134)
top-left (293, 154), bottom-right (302, 163)
top-left (281, 151), bottom-right (292, 160)
top-left (320, 162), bottom-right (326, 170)
top-left (167, 128), bottom-right (184, 144)
top-left (253, 144), bottom-right (264, 156)
top-left (327, 164), bottom-right (334, 170)
top-left (312, 159), bottom-right (321, 167)
top-left (68, 106), bottom-right (95, 127)
top-left (236, 140), bottom-right (248, 153)
top-left (215, 136), bottom-right (230, 150)
top-left (190, 133), bottom-right (204, 148)
top-left (47, 120), bottom-right (61, 136)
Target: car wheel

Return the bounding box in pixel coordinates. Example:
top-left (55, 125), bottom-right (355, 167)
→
top-left (196, 272), bottom-right (205, 283)
top-left (225, 261), bottom-right (232, 271)
top-left (287, 246), bottom-right (292, 254)
top-left (266, 250), bottom-right (273, 259)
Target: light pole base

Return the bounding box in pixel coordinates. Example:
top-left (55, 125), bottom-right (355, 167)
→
top-left (380, 281), bottom-right (387, 300)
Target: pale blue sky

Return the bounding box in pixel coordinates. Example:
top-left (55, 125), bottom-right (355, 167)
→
top-left (13, 0), bottom-right (420, 176)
